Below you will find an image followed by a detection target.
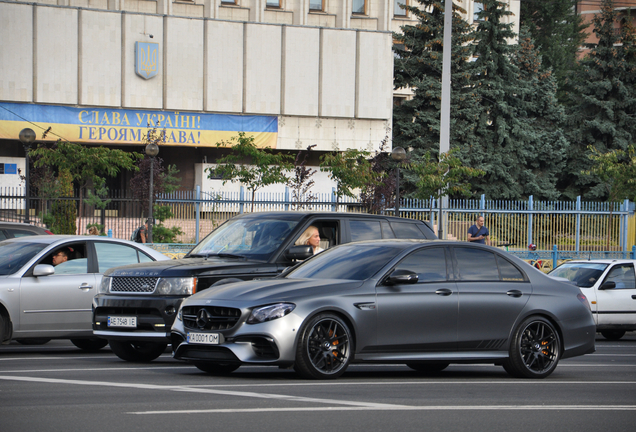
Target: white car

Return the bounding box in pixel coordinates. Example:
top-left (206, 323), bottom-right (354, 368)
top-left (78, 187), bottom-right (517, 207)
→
top-left (549, 259), bottom-right (636, 340)
top-left (0, 235), bottom-right (170, 350)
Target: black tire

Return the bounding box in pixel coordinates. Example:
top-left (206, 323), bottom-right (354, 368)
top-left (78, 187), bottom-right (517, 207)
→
top-left (406, 363), bottom-right (449, 374)
top-left (16, 338), bottom-right (51, 345)
top-left (600, 330), bottom-right (625, 341)
top-left (294, 313), bottom-right (352, 379)
top-left (70, 338), bottom-right (108, 352)
top-left (108, 340), bottom-right (167, 362)
top-left (193, 362), bottom-right (240, 375)
top-left (503, 316), bottom-right (561, 379)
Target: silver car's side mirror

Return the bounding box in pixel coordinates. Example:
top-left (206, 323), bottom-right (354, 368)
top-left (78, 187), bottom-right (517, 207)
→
top-left (33, 264), bottom-right (55, 277)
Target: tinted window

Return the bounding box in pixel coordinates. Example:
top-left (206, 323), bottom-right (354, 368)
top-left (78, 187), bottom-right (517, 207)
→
top-left (391, 222), bottom-right (426, 239)
top-left (394, 247), bottom-right (447, 282)
top-left (381, 221), bottom-right (395, 239)
top-left (95, 242), bottom-right (143, 273)
top-left (10, 229), bottom-right (38, 238)
top-left (350, 220), bottom-right (382, 242)
top-left (287, 244), bottom-right (402, 281)
top-left (0, 231), bottom-right (7, 241)
top-left (454, 247), bottom-right (499, 281)
top-left (604, 264), bottom-right (636, 289)
top-left (0, 241), bottom-right (47, 275)
top-left (496, 255), bottom-right (525, 282)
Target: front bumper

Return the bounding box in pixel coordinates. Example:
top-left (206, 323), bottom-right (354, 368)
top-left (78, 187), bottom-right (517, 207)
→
top-left (92, 294), bottom-right (186, 343)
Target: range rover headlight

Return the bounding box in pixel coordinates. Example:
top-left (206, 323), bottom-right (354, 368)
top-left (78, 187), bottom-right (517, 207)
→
top-left (247, 303), bottom-right (295, 324)
top-left (156, 277), bottom-right (197, 295)
top-left (98, 276), bottom-right (112, 294)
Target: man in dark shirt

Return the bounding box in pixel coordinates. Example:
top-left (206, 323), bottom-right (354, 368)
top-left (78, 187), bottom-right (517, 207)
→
top-left (467, 216), bottom-right (490, 245)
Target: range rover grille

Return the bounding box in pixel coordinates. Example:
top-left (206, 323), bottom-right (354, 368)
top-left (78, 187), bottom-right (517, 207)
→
top-left (110, 277), bottom-right (159, 293)
top-left (182, 306), bottom-right (242, 330)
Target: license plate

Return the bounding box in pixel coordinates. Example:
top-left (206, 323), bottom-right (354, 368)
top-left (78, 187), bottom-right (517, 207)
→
top-left (187, 332), bottom-right (220, 345)
top-left (107, 316), bottom-right (137, 328)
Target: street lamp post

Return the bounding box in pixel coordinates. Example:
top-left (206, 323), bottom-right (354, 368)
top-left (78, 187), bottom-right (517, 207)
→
top-left (391, 147), bottom-right (407, 217)
top-left (145, 142), bottom-right (159, 243)
top-left (18, 128), bottom-right (36, 224)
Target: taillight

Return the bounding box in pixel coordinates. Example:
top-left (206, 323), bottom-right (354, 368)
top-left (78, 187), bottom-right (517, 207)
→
top-left (45, 230), bottom-right (54, 235)
top-left (577, 293), bottom-right (591, 311)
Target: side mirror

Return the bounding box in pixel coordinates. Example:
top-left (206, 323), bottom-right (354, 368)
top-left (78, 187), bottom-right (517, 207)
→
top-left (385, 269), bottom-right (418, 286)
top-left (285, 245), bottom-right (313, 261)
top-left (599, 281), bottom-right (616, 290)
top-left (33, 264), bottom-right (55, 277)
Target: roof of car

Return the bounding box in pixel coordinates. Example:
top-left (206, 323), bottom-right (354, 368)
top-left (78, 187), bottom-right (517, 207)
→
top-left (234, 211), bottom-right (431, 222)
top-left (559, 259), bottom-right (636, 264)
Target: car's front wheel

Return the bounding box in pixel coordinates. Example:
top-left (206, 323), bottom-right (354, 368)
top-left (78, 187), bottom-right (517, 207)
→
top-left (70, 338), bottom-right (108, 352)
top-left (294, 313), bottom-right (352, 379)
top-left (193, 362), bottom-right (240, 375)
top-left (600, 330), bottom-right (625, 341)
top-left (108, 340), bottom-right (167, 362)
top-left (503, 316), bottom-right (561, 379)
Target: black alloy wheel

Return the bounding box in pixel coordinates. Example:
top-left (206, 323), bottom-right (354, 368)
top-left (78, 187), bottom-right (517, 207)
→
top-left (294, 313), bottom-right (352, 379)
top-left (108, 340), bottom-right (167, 362)
top-left (193, 362), bottom-right (241, 375)
top-left (503, 316), bottom-right (561, 379)
top-left (70, 338), bottom-right (108, 352)
top-left (600, 330), bottom-right (625, 341)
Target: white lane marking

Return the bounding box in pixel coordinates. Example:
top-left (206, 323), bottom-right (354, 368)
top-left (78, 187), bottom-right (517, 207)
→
top-left (128, 405), bottom-right (636, 415)
top-left (0, 376), bottom-right (409, 409)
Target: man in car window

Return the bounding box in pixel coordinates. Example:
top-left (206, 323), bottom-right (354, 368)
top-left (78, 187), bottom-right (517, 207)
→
top-left (52, 249), bottom-right (69, 266)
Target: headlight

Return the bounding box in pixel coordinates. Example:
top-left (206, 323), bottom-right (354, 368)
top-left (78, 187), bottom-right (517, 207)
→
top-left (247, 303), bottom-right (295, 324)
top-left (98, 277), bottom-right (112, 294)
top-left (156, 277), bottom-right (197, 295)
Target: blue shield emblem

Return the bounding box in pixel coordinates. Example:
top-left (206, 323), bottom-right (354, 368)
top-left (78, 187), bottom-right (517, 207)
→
top-left (135, 42), bottom-right (159, 80)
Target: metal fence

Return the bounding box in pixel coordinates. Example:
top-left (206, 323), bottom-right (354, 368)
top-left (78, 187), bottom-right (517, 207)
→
top-left (2, 186), bottom-right (635, 268)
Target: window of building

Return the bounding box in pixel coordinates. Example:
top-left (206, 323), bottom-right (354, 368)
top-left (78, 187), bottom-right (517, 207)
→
top-left (474, 2), bottom-right (484, 22)
top-left (394, 0), bottom-right (407, 16)
top-left (352, 0), bottom-right (366, 15)
top-left (266, 0), bottom-right (281, 8)
top-left (221, 0), bottom-right (238, 5)
top-left (309, 0), bottom-right (324, 11)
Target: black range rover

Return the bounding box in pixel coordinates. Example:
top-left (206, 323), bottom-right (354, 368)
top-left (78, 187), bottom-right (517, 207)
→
top-left (93, 211), bottom-right (437, 362)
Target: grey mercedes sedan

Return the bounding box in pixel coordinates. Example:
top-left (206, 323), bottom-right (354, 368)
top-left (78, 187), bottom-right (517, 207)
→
top-left (0, 235), bottom-right (169, 350)
top-left (171, 240), bottom-right (596, 379)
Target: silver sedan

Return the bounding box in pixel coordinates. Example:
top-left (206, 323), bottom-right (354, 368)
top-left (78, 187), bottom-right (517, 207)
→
top-left (172, 240), bottom-right (596, 379)
top-left (0, 235), bottom-right (169, 350)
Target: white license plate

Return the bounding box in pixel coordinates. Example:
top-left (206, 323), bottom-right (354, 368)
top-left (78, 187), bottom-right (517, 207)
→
top-left (187, 332), bottom-right (220, 345)
top-left (107, 316), bottom-right (137, 328)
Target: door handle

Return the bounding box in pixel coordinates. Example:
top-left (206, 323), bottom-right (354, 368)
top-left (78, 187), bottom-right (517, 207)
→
top-left (435, 288), bottom-right (452, 296)
top-left (632, 295), bottom-right (636, 300)
top-left (507, 290), bottom-right (523, 298)
top-left (79, 283), bottom-right (93, 290)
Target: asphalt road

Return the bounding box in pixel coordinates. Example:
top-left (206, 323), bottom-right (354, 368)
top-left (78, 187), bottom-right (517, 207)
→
top-left (1, 334), bottom-right (635, 432)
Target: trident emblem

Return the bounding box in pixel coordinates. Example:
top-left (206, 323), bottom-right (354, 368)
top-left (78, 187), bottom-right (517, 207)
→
top-left (135, 42), bottom-right (159, 80)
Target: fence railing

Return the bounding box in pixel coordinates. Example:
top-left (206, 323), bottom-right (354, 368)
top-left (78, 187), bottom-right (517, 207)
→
top-left (2, 186), bottom-right (634, 262)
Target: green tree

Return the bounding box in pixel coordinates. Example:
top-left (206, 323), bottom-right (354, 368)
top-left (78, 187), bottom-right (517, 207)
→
top-left (287, 145), bottom-right (318, 210)
top-left (150, 204), bottom-right (184, 243)
top-left (210, 132), bottom-right (293, 212)
top-left (48, 169), bottom-right (77, 234)
top-left (519, 0), bottom-right (588, 104)
top-left (563, 0), bottom-right (636, 199)
top-left (319, 148), bottom-right (380, 203)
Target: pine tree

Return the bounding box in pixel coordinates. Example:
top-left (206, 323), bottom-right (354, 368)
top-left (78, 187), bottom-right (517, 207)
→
top-left (520, 0), bottom-right (588, 104)
top-left (562, 0), bottom-right (636, 199)
top-left (392, 0), bottom-right (479, 195)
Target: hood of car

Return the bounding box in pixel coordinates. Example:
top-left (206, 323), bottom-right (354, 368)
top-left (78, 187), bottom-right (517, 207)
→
top-left (186, 278), bottom-right (363, 303)
top-left (104, 257), bottom-right (272, 277)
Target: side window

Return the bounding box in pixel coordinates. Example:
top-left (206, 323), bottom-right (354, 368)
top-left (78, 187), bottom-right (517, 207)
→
top-left (94, 242), bottom-right (142, 273)
top-left (391, 222), bottom-right (427, 239)
top-left (139, 252), bottom-right (154, 263)
top-left (604, 264), bottom-right (636, 289)
top-left (350, 220), bottom-right (382, 242)
top-left (394, 247), bottom-right (448, 283)
top-left (295, 221), bottom-right (339, 250)
top-left (496, 255), bottom-right (525, 282)
top-left (43, 243), bottom-right (88, 274)
top-left (454, 247), bottom-right (499, 281)
top-left (0, 231), bottom-right (7, 241)
top-left (10, 229), bottom-right (38, 238)
top-left (381, 221), bottom-right (395, 239)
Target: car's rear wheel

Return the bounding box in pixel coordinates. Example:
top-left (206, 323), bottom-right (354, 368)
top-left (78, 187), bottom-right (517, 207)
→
top-left (193, 362), bottom-right (240, 375)
top-left (600, 330), bottom-right (625, 341)
top-left (406, 363), bottom-right (449, 374)
top-left (294, 313), bottom-right (352, 379)
top-left (503, 316), bottom-right (561, 379)
top-left (70, 338), bottom-right (108, 352)
top-left (108, 340), bottom-right (167, 362)
top-left (16, 338), bottom-right (51, 345)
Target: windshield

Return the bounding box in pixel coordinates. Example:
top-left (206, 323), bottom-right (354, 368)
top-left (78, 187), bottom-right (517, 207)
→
top-left (549, 262), bottom-right (609, 288)
top-left (0, 241), bottom-right (48, 276)
top-left (287, 244), bottom-right (403, 281)
top-left (188, 217), bottom-right (298, 261)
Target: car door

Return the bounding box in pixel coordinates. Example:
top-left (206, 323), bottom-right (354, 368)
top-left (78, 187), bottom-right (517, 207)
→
top-left (376, 246), bottom-right (458, 352)
top-left (596, 263), bottom-right (636, 327)
top-left (451, 246), bottom-right (531, 351)
top-left (18, 242), bottom-right (96, 333)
